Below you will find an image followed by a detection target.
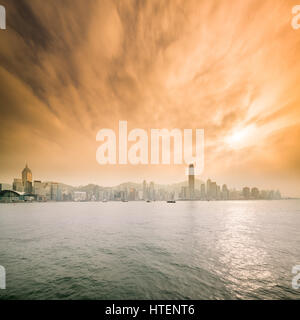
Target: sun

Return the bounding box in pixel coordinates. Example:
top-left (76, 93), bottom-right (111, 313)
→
top-left (225, 125), bottom-right (256, 149)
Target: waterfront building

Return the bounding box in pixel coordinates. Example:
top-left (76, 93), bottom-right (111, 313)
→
top-left (47, 182), bottom-right (62, 201)
top-left (200, 184), bottom-right (206, 200)
top-left (243, 187), bottom-right (250, 199)
top-left (229, 189), bottom-right (239, 200)
top-left (222, 184), bottom-right (229, 200)
top-left (0, 190), bottom-right (24, 202)
top-left (251, 187), bottom-right (260, 199)
top-left (206, 179), bottom-right (212, 199)
top-left (188, 164), bottom-right (195, 199)
top-left (138, 190), bottom-right (143, 200)
top-left (210, 182), bottom-right (217, 200)
top-left (74, 191), bottom-right (87, 202)
top-left (129, 188), bottom-right (137, 201)
top-left (22, 164), bottom-right (33, 193)
top-left (142, 180), bottom-right (148, 200)
top-left (180, 186), bottom-right (189, 200)
top-left (33, 180), bottom-right (47, 201)
top-left (33, 180), bottom-right (43, 194)
top-left (274, 190), bottom-right (281, 200)
top-left (149, 181), bottom-right (155, 200)
top-left (217, 185), bottom-right (221, 200)
top-left (13, 178), bottom-right (23, 192)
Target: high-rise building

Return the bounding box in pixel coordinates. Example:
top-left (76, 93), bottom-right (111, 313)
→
top-left (243, 187), bottom-right (250, 199)
top-left (210, 182), bottom-right (217, 199)
top-left (274, 190), bottom-right (281, 200)
top-left (43, 182), bottom-right (52, 201)
top-left (129, 188), bottom-right (137, 201)
top-left (217, 185), bottom-right (221, 200)
top-left (24, 181), bottom-right (33, 194)
top-left (200, 184), bottom-right (206, 200)
top-left (22, 164), bottom-right (32, 193)
top-left (13, 178), bottom-right (23, 192)
top-left (143, 180), bottom-right (148, 200)
top-left (188, 164), bottom-right (195, 199)
top-left (222, 184), bottom-right (229, 200)
top-left (251, 187), bottom-right (260, 199)
top-left (206, 179), bottom-right (211, 199)
top-left (33, 180), bottom-right (43, 195)
top-left (33, 181), bottom-right (47, 201)
top-left (50, 183), bottom-right (62, 201)
top-left (181, 186), bottom-right (189, 200)
top-left (149, 181), bottom-right (155, 200)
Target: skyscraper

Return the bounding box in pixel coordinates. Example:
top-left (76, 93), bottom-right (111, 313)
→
top-left (251, 187), bottom-right (260, 199)
top-left (22, 164), bottom-right (32, 193)
top-left (210, 182), bottom-right (217, 199)
top-left (188, 164), bottom-right (195, 199)
top-left (13, 178), bottom-right (23, 192)
top-left (217, 185), bottom-right (221, 200)
top-left (200, 184), bottom-right (206, 200)
top-left (206, 179), bottom-right (211, 199)
top-left (149, 181), bottom-right (155, 200)
top-left (222, 184), bottom-right (229, 200)
top-left (242, 187), bottom-right (250, 199)
top-left (34, 181), bottom-right (43, 196)
top-left (50, 182), bottom-right (62, 201)
top-left (143, 180), bottom-right (147, 200)
top-left (129, 188), bottom-right (136, 201)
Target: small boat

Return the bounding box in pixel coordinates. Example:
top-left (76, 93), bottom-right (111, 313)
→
top-left (167, 200), bottom-right (176, 203)
top-left (146, 200), bottom-right (151, 203)
top-left (102, 199), bottom-right (108, 203)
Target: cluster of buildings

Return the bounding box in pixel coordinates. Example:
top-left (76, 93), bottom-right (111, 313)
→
top-left (179, 164), bottom-right (281, 201)
top-left (0, 164), bottom-right (67, 202)
top-left (182, 178), bottom-right (281, 201)
top-left (0, 164), bottom-right (281, 203)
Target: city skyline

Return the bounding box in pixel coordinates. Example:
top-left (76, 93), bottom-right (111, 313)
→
top-left (0, 163), bottom-right (284, 201)
top-left (1, 0), bottom-right (300, 304)
top-left (0, 1), bottom-right (300, 196)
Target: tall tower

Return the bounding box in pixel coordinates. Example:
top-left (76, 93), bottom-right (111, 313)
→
top-left (22, 164), bottom-right (33, 193)
top-left (188, 164), bottom-right (195, 199)
top-left (143, 180), bottom-right (147, 200)
top-left (206, 179), bottom-right (211, 200)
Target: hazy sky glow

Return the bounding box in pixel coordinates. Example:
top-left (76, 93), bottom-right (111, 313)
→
top-left (0, 0), bottom-right (300, 196)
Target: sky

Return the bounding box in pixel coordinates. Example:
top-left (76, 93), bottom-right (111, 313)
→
top-left (0, 0), bottom-right (300, 196)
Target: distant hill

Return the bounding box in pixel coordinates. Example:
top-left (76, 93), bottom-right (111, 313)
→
top-left (40, 179), bottom-right (205, 193)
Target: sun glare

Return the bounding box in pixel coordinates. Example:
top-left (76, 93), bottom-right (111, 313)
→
top-left (225, 125), bottom-right (256, 149)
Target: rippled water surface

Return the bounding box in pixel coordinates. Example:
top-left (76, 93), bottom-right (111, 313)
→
top-left (0, 200), bottom-right (299, 299)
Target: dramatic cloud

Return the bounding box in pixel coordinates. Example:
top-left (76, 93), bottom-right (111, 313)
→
top-left (0, 0), bottom-right (299, 195)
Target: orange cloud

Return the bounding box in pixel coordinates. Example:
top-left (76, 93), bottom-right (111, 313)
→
top-left (0, 0), bottom-right (299, 195)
